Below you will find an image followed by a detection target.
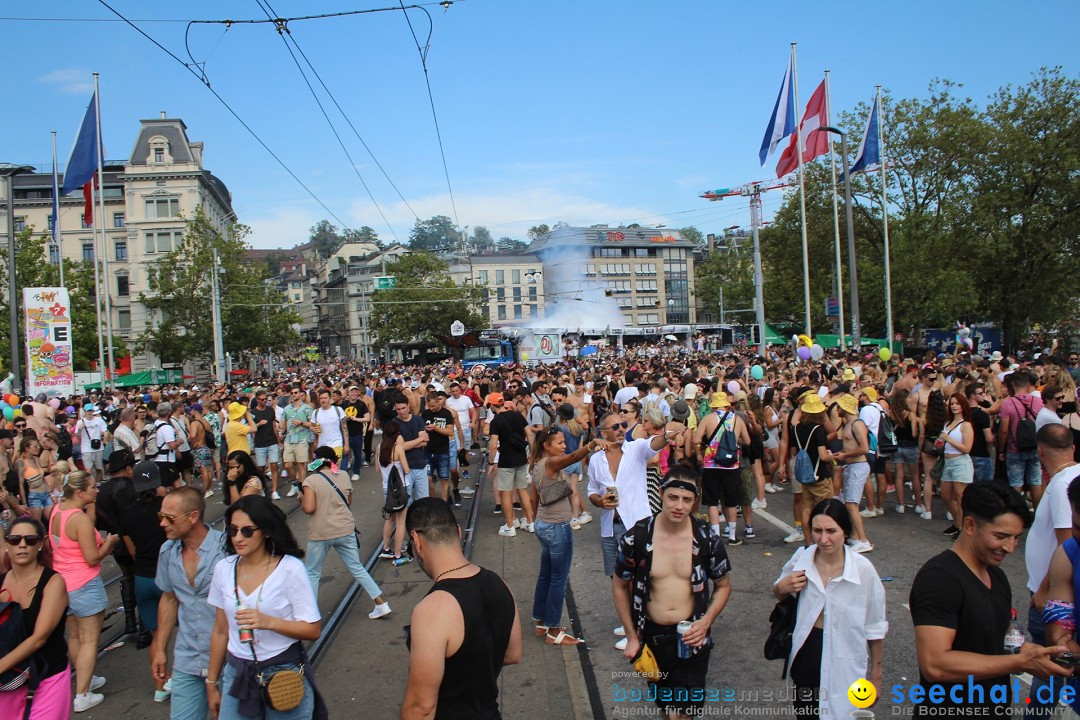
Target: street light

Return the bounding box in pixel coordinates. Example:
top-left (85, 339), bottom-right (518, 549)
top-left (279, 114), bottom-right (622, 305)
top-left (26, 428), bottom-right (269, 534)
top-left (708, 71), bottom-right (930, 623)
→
top-left (2, 164), bottom-right (35, 394)
top-left (818, 127), bottom-right (861, 348)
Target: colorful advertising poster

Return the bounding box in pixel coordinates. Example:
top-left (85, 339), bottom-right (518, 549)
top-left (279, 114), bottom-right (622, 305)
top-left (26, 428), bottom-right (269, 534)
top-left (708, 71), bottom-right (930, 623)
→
top-left (22, 287), bottom-right (75, 397)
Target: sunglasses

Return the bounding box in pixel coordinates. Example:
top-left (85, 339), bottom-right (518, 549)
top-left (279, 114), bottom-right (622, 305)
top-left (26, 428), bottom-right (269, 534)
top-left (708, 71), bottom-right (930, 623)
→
top-left (5, 534), bottom-right (41, 546)
top-left (606, 421), bottom-right (629, 430)
top-left (1053, 396), bottom-right (1066, 402)
top-left (157, 511), bottom-right (193, 523)
top-left (226, 525), bottom-right (260, 539)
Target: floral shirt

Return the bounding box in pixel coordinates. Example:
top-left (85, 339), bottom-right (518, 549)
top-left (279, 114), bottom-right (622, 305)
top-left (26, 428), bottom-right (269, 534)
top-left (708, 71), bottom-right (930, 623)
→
top-left (615, 515), bottom-right (730, 654)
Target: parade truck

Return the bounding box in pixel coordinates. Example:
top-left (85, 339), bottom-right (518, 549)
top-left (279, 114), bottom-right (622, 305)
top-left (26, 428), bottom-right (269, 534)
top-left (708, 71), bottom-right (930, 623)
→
top-left (456, 329), bottom-right (565, 370)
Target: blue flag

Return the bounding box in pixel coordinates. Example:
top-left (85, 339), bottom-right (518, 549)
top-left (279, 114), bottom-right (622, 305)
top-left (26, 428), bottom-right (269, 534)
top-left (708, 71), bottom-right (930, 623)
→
top-left (758, 54), bottom-right (796, 166)
top-left (847, 94), bottom-right (881, 177)
top-left (61, 90), bottom-right (99, 196)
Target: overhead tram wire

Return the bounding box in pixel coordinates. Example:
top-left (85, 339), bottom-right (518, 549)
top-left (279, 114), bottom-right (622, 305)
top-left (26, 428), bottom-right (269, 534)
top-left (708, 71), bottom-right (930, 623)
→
top-left (4, 3), bottom-right (464, 25)
top-left (398, 1), bottom-right (460, 229)
top-left (252, 0), bottom-right (402, 244)
top-left (96, 0), bottom-right (351, 230)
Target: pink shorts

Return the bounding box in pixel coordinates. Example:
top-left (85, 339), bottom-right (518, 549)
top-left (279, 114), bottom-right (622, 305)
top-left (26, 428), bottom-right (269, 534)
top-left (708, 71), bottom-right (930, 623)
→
top-left (0, 665), bottom-right (72, 720)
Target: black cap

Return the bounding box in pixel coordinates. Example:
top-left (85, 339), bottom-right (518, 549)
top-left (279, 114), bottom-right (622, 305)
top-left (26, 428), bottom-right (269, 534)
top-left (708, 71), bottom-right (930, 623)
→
top-left (107, 448), bottom-right (136, 473)
top-left (132, 461), bottom-right (161, 492)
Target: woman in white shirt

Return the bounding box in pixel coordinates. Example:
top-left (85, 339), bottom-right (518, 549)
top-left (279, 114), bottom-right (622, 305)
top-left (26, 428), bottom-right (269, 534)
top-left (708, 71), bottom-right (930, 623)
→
top-left (206, 495), bottom-right (324, 720)
top-left (773, 498), bottom-right (887, 718)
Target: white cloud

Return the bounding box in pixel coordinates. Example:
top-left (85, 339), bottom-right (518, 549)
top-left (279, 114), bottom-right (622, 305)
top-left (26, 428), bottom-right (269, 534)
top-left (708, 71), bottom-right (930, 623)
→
top-left (38, 69), bottom-right (93, 95)
top-left (242, 205), bottom-right (318, 250)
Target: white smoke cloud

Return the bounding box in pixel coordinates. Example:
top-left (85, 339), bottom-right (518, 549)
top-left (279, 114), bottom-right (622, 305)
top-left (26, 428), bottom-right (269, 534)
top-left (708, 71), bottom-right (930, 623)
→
top-left (530, 240), bottom-right (625, 331)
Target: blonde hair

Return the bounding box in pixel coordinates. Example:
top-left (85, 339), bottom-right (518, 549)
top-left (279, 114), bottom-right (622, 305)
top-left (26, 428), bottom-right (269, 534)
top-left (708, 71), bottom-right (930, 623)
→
top-left (61, 469), bottom-right (91, 499)
top-left (49, 460), bottom-right (71, 477)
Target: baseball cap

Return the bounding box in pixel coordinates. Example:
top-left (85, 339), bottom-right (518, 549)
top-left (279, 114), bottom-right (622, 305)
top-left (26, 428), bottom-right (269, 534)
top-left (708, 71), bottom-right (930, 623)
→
top-left (189, 403), bottom-right (203, 413)
top-left (132, 460), bottom-right (161, 492)
top-left (84, 404), bottom-right (98, 413)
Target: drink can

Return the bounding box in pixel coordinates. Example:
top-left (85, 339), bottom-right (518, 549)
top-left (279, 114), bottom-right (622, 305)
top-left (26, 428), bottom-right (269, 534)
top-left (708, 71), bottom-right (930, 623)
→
top-left (676, 620), bottom-right (693, 659)
top-left (606, 485), bottom-right (619, 504)
top-left (237, 604), bottom-right (254, 644)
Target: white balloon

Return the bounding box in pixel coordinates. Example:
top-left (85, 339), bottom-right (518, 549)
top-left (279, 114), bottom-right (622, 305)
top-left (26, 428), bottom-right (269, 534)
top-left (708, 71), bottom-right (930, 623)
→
top-left (810, 344), bottom-right (824, 361)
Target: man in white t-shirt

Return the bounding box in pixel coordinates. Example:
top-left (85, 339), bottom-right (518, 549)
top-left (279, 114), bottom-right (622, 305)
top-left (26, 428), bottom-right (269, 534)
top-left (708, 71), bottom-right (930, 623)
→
top-left (1024, 423), bottom-right (1080, 711)
top-left (76, 405), bottom-right (109, 482)
top-left (112, 408), bottom-right (142, 461)
top-left (1036, 384), bottom-right (1065, 432)
top-left (613, 382), bottom-right (645, 408)
top-left (153, 402), bottom-right (182, 490)
top-left (312, 389), bottom-right (348, 460)
top-left (445, 382), bottom-right (477, 495)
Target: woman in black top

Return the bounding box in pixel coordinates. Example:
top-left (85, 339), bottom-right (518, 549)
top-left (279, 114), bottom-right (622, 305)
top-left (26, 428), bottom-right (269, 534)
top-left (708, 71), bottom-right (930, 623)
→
top-left (122, 487), bottom-right (168, 702)
top-left (0, 517), bottom-right (71, 720)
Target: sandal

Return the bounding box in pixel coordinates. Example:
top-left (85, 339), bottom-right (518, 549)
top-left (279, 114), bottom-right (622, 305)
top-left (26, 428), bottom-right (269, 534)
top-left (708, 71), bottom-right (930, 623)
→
top-left (534, 621), bottom-right (548, 637)
top-left (545, 628), bottom-right (583, 646)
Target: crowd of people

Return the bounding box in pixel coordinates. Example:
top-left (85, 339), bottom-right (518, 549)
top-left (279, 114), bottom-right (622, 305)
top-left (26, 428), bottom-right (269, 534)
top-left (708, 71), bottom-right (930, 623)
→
top-left (1, 341), bottom-right (1080, 718)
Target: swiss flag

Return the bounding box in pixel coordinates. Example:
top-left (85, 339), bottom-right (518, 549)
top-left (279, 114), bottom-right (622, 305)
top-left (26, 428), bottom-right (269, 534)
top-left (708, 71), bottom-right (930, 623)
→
top-left (776, 80), bottom-right (829, 178)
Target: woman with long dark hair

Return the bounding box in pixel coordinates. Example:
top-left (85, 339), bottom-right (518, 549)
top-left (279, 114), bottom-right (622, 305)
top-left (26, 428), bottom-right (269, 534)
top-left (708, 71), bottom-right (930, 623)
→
top-left (0, 517), bottom-right (71, 719)
top-left (888, 388), bottom-right (921, 513)
top-left (224, 450), bottom-right (268, 504)
top-left (206, 496), bottom-right (323, 720)
top-left (938, 393), bottom-right (974, 537)
top-left (377, 420), bottom-right (411, 564)
top-left (773, 499), bottom-right (887, 718)
top-left (918, 390), bottom-right (949, 520)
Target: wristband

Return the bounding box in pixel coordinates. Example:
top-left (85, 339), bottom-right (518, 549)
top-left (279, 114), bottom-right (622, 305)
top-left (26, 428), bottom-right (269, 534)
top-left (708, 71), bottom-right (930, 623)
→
top-left (205, 678), bottom-right (219, 686)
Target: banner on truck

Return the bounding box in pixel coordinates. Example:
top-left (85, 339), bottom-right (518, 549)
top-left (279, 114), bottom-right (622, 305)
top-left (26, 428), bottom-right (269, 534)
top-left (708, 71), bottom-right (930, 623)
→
top-left (23, 287), bottom-right (75, 397)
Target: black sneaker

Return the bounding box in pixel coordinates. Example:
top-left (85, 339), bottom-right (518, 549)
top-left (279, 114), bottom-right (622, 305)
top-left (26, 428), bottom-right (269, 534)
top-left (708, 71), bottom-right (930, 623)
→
top-left (378, 547), bottom-right (395, 559)
top-left (743, 525), bottom-right (756, 539)
top-left (513, 502), bottom-right (522, 511)
top-left (941, 525), bottom-right (958, 535)
top-left (494, 504), bottom-right (502, 514)
top-left (727, 534), bottom-right (744, 547)
top-left (453, 490), bottom-right (462, 507)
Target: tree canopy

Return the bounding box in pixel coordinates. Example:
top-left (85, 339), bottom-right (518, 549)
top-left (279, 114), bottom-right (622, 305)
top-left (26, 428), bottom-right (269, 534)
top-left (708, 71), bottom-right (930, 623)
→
top-left (409, 215), bottom-right (460, 252)
top-left (370, 253), bottom-right (482, 347)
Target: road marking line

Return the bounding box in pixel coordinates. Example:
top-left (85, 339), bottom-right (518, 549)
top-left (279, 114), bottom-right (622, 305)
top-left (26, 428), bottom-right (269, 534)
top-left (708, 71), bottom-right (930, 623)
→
top-left (755, 507), bottom-right (797, 535)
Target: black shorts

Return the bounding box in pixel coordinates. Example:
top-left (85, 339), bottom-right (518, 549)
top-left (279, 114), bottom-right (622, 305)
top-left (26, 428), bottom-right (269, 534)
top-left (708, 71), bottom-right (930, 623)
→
top-left (176, 451), bottom-right (193, 473)
top-left (642, 618), bottom-right (711, 713)
top-left (872, 455), bottom-right (887, 474)
top-left (701, 468), bottom-right (742, 508)
top-left (155, 461), bottom-right (178, 487)
top-left (748, 434), bottom-right (765, 462)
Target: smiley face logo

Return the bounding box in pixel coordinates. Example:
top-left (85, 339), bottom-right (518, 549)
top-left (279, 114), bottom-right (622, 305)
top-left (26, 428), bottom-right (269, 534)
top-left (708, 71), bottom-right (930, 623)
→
top-left (848, 678), bottom-right (876, 708)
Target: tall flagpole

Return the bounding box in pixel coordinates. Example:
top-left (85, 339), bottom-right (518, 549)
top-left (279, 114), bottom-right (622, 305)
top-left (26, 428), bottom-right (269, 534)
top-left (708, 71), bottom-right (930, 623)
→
top-left (93, 73), bottom-right (116, 392)
top-left (824, 71), bottom-right (846, 350)
top-left (877, 85), bottom-right (894, 351)
top-left (51, 131), bottom-right (65, 288)
top-left (791, 42), bottom-right (812, 338)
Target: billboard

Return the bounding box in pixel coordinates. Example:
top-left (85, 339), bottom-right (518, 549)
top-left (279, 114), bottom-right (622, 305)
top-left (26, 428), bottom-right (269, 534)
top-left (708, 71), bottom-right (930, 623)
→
top-left (23, 287), bottom-right (75, 397)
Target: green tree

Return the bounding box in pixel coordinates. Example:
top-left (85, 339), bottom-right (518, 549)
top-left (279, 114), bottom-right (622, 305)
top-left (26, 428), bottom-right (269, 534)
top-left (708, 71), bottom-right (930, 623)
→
top-left (470, 226), bottom-right (494, 253)
top-left (527, 224), bottom-right (550, 240)
top-left (679, 226), bottom-right (704, 246)
top-left (695, 249), bottom-right (755, 322)
top-left (308, 220), bottom-right (345, 258)
top-left (409, 215), bottom-right (459, 252)
top-left (495, 237), bottom-right (529, 253)
top-left (137, 208), bottom-right (300, 366)
top-left (342, 225), bottom-right (381, 247)
top-left (370, 253), bottom-right (482, 347)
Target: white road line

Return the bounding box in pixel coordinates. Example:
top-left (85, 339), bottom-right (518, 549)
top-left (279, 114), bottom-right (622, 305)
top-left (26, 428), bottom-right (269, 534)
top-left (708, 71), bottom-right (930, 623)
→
top-left (754, 507), bottom-right (797, 535)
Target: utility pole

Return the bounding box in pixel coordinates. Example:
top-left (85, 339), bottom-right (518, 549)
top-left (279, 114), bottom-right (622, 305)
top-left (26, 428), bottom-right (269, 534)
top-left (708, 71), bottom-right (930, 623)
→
top-left (211, 248), bottom-right (226, 383)
top-left (821, 126), bottom-right (861, 348)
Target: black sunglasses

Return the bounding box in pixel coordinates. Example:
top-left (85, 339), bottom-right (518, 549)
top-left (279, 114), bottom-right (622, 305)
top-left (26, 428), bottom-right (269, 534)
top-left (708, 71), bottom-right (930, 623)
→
top-left (606, 421), bottom-right (628, 430)
top-left (226, 525), bottom-right (260, 539)
top-left (6, 534), bottom-right (41, 546)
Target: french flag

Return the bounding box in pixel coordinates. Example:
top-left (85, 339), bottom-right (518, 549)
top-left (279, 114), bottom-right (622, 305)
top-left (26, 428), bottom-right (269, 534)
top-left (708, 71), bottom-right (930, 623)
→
top-left (775, 79), bottom-right (829, 178)
top-left (61, 90), bottom-right (101, 226)
top-left (847, 93), bottom-right (882, 177)
top-left (758, 54), bottom-right (796, 166)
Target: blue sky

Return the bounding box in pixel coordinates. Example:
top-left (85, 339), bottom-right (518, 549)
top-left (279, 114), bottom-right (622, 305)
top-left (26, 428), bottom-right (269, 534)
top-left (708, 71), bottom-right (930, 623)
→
top-left (3, 1), bottom-right (1077, 249)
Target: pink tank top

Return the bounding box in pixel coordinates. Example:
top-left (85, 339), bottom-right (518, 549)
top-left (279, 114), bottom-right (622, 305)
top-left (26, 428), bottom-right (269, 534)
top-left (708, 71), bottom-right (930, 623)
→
top-left (49, 506), bottom-right (100, 592)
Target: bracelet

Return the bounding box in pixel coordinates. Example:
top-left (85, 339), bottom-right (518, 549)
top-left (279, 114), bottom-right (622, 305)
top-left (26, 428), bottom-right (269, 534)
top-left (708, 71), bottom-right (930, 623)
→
top-left (205, 678), bottom-right (219, 686)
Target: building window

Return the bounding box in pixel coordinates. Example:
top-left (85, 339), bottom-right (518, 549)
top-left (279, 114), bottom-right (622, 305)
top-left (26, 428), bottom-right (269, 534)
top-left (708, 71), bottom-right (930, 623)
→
top-left (495, 270), bottom-right (504, 284)
top-left (145, 197), bottom-right (180, 219)
top-left (113, 213), bottom-right (125, 228)
top-left (497, 306), bottom-right (506, 320)
top-left (514, 305), bottom-right (523, 319)
top-left (478, 270), bottom-right (488, 285)
top-left (154, 148), bottom-right (165, 163)
top-left (115, 240), bottom-right (127, 261)
top-left (529, 304), bottom-right (538, 317)
top-left (529, 286), bottom-right (537, 300)
top-left (635, 263), bottom-right (656, 275)
top-left (638, 313), bottom-right (659, 325)
top-left (512, 287), bottom-right (521, 301)
top-left (117, 275), bottom-right (129, 297)
top-left (496, 287), bottom-right (505, 302)
top-left (145, 230), bottom-right (177, 254)
top-left (586, 263), bottom-right (596, 276)
top-left (82, 242), bottom-right (94, 261)
top-left (512, 269), bottom-right (521, 285)
top-left (13, 217), bottom-right (26, 232)
top-left (482, 306), bottom-right (490, 321)
top-left (48, 244), bottom-right (60, 265)
top-left (117, 308), bottom-right (131, 330)
top-left (81, 216), bottom-right (92, 229)
top-left (636, 280), bottom-right (658, 292)
top-left (48, 215), bottom-right (54, 231)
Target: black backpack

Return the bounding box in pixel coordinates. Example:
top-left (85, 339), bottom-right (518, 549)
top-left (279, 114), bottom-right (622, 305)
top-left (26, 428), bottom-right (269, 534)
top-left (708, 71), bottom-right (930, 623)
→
top-left (378, 389), bottom-right (406, 420)
top-left (382, 465), bottom-right (408, 516)
top-left (1015, 397), bottom-right (1038, 453)
top-left (56, 425), bottom-right (73, 461)
top-left (877, 409), bottom-right (898, 456)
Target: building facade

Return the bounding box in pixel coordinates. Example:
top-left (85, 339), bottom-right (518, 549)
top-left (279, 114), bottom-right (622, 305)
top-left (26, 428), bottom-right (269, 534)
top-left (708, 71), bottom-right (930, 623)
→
top-left (447, 254), bottom-right (546, 325)
top-left (3, 114), bottom-right (234, 373)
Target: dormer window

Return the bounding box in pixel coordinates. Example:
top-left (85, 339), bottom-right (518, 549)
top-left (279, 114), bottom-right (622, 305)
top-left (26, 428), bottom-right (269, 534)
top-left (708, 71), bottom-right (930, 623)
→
top-left (148, 135), bottom-right (171, 164)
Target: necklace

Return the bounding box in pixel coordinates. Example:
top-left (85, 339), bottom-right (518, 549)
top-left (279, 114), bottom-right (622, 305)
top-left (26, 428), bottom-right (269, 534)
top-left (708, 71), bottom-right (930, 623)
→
top-left (435, 562), bottom-right (472, 583)
top-left (1052, 461), bottom-right (1078, 478)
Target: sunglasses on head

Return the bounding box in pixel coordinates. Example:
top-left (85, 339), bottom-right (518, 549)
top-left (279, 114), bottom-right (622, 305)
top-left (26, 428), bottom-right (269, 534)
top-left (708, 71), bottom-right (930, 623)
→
top-left (6, 534), bottom-right (41, 546)
top-left (226, 525), bottom-right (260, 539)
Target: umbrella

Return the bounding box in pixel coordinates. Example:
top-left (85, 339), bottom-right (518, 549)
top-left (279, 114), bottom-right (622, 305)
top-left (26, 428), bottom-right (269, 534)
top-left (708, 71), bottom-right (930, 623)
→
top-left (665, 334), bottom-right (678, 341)
top-left (578, 345), bottom-right (598, 357)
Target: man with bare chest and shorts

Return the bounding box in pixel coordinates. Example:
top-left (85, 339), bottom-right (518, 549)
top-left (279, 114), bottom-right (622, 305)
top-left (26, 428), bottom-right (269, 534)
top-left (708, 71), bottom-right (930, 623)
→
top-left (615, 467), bottom-right (731, 716)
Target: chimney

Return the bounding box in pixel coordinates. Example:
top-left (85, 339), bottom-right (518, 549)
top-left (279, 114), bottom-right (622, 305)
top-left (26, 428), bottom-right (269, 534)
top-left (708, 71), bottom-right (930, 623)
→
top-left (160, 111), bottom-right (166, 119)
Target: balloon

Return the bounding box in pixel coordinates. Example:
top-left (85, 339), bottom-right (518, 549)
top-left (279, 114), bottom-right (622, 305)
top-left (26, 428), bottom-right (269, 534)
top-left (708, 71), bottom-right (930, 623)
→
top-left (2, 408), bottom-right (12, 420)
top-left (810, 344), bottom-right (824, 361)
top-left (797, 334), bottom-right (813, 348)
top-left (142, 394), bottom-right (152, 403)
top-left (727, 380), bottom-right (740, 395)
top-left (0, 401), bottom-right (7, 411)
top-left (798, 346), bottom-right (812, 361)
top-left (4, 394), bottom-right (16, 406)
top-left (750, 365), bottom-right (764, 380)
top-left (879, 347), bottom-right (892, 361)
top-left (521, 352), bottom-right (529, 361)
top-left (12, 409), bottom-right (21, 418)
top-left (48, 398), bottom-right (60, 409)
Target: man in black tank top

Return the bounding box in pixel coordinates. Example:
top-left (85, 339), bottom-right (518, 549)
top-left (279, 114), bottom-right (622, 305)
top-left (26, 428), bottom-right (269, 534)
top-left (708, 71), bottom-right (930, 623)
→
top-left (401, 498), bottom-right (521, 720)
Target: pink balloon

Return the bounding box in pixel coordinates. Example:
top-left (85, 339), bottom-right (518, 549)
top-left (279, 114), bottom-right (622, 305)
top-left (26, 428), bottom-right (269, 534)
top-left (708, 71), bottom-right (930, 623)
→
top-left (798, 346), bottom-right (812, 361)
top-left (726, 380), bottom-right (740, 395)
top-left (48, 398), bottom-right (60, 409)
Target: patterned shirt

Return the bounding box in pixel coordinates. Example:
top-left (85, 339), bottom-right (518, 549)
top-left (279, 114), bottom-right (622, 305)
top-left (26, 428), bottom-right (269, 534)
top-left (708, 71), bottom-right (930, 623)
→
top-left (616, 515), bottom-right (730, 654)
top-left (282, 402), bottom-right (315, 445)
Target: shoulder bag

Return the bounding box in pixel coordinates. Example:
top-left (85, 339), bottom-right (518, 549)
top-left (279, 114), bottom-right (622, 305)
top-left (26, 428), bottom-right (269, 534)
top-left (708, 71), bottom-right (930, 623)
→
top-left (536, 462), bottom-right (573, 506)
top-left (763, 591), bottom-right (798, 679)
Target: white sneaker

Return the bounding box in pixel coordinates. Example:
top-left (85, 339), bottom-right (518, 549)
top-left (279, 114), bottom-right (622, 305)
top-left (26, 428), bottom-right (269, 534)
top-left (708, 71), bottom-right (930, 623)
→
top-left (920, 511), bottom-right (933, 520)
top-left (614, 625), bottom-right (626, 637)
top-left (784, 530), bottom-right (805, 543)
top-left (271, 491), bottom-right (281, 500)
top-left (576, 511), bottom-right (593, 526)
top-left (852, 540), bottom-right (874, 554)
top-left (286, 486), bottom-right (298, 498)
top-left (352, 474), bottom-right (361, 482)
top-left (615, 637), bottom-right (628, 651)
top-left (860, 509), bottom-right (876, 518)
top-left (460, 487), bottom-right (475, 497)
top-left (374, 428), bottom-right (383, 435)
top-left (368, 602), bottom-right (392, 619)
top-left (570, 517), bottom-right (581, 530)
top-left (914, 505), bottom-right (926, 515)
top-left (523, 522), bottom-right (535, 533)
top-left (74, 692), bottom-right (105, 713)
top-left (498, 524), bottom-right (517, 537)
top-left (764, 483), bottom-right (779, 494)
top-left (894, 504), bottom-right (905, 514)
top-left (90, 676), bottom-right (106, 692)
top-left (751, 498), bottom-right (767, 510)
top-left (875, 507), bottom-right (885, 516)
top-left (204, 488), bottom-right (215, 499)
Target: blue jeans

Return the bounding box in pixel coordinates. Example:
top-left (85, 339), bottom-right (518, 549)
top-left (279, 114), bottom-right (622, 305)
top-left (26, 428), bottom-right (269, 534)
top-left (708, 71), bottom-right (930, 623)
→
top-left (305, 534), bottom-right (382, 601)
top-left (408, 467), bottom-right (429, 503)
top-left (1007, 451), bottom-right (1042, 489)
top-left (532, 520), bottom-right (574, 628)
top-left (600, 520), bottom-right (625, 577)
top-left (344, 434), bottom-right (364, 475)
top-left (971, 456), bottom-right (995, 483)
top-left (169, 670), bottom-right (210, 720)
top-left (428, 452), bottom-right (451, 481)
top-left (1027, 601), bottom-right (1060, 716)
top-left (219, 658), bottom-right (315, 720)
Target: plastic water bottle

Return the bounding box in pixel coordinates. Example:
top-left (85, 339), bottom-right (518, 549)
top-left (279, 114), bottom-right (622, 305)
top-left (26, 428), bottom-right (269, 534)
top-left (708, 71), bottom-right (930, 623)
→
top-left (676, 620), bottom-right (693, 659)
top-left (1004, 608), bottom-right (1025, 654)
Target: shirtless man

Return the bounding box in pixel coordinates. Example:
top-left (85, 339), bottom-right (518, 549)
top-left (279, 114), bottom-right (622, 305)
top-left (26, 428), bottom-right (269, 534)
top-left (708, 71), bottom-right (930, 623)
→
top-left (187, 404), bottom-right (212, 495)
top-left (615, 468), bottom-right (732, 717)
top-left (829, 394), bottom-right (873, 553)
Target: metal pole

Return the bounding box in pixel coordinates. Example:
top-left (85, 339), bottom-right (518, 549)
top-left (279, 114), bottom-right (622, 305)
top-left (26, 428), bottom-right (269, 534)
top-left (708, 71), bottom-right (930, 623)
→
top-left (791, 42), bottom-right (813, 338)
top-left (94, 74), bottom-right (116, 392)
top-left (824, 71), bottom-right (846, 350)
top-left (839, 133), bottom-right (861, 348)
top-left (211, 248), bottom-right (226, 384)
top-left (750, 188), bottom-right (768, 358)
top-left (718, 286), bottom-right (724, 326)
top-left (51, 132), bottom-right (65, 289)
top-left (5, 177), bottom-right (21, 394)
top-left (877, 86), bottom-right (894, 351)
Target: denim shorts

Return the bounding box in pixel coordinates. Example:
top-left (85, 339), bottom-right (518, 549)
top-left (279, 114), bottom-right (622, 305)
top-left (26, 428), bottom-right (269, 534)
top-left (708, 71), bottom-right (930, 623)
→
top-left (890, 445), bottom-right (919, 465)
top-left (563, 461), bottom-right (582, 477)
top-left (972, 456), bottom-right (995, 483)
top-left (68, 575), bottom-right (107, 617)
top-left (428, 452), bottom-right (451, 480)
top-left (253, 444), bottom-right (281, 466)
top-left (27, 490), bottom-right (53, 509)
top-left (941, 454), bottom-right (974, 484)
top-left (841, 463), bottom-right (870, 504)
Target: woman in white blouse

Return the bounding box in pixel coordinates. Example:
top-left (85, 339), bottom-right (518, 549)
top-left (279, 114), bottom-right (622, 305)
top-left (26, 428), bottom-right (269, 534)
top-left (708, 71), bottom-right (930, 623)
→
top-left (773, 498), bottom-right (887, 718)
